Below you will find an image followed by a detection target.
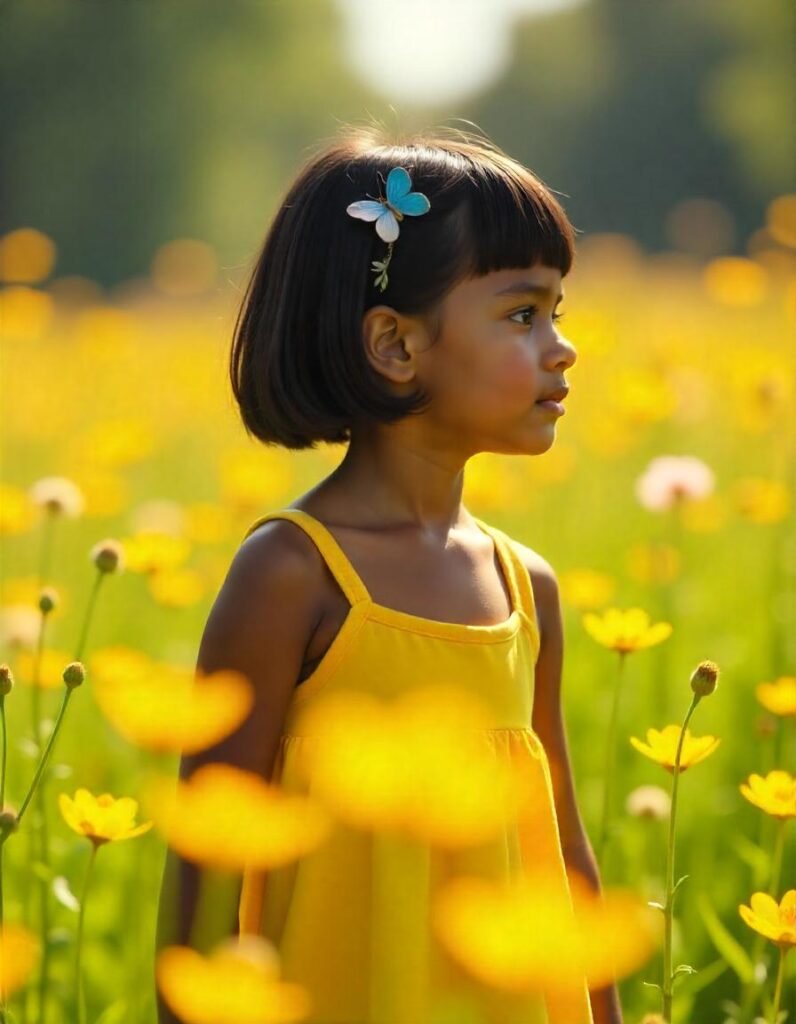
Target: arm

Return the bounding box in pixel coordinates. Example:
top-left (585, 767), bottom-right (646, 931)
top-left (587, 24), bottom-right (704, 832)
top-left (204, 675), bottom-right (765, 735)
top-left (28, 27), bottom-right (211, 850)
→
top-left (520, 547), bottom-right (623, 1024)
top-left (155, 521), bottom-right (322, 1023)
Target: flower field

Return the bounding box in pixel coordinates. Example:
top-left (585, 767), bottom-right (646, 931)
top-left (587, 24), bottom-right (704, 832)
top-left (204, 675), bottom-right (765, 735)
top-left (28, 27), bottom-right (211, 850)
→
top-left (0, 206), bottom-right (794, 1023)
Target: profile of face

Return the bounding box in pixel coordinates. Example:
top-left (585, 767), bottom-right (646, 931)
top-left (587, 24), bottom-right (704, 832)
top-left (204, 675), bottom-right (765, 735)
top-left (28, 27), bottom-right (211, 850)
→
top-left (361, 262), bottom-right (578, 457)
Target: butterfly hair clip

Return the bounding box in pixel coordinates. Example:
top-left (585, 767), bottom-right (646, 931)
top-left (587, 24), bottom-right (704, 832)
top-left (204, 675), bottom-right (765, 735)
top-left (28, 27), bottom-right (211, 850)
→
top-left (346, 165), bottom-right (431, 292)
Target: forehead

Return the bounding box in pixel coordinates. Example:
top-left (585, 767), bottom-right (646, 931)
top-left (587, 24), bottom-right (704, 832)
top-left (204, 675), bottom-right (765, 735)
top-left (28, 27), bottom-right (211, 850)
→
top-left (448, 264), bottom-right (565, 307)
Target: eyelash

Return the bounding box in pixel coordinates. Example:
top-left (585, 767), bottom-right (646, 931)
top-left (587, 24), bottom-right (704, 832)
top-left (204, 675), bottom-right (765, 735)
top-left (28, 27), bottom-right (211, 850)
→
top-left (510, 306), bottom-right (566, 327)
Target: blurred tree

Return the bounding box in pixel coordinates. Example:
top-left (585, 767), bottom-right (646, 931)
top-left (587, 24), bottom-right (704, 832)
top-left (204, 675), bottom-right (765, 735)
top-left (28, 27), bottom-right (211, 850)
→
top-left (1, 0), bottom-right (791, 284)
top-left (457, 0), bottom-right (794, 251)
top-left (0, 0), bottom-right (378, 286)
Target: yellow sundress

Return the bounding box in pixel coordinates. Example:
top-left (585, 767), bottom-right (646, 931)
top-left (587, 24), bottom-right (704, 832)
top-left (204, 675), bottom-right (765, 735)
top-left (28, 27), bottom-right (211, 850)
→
top-left (237, 509), bottom-right (594, 1024)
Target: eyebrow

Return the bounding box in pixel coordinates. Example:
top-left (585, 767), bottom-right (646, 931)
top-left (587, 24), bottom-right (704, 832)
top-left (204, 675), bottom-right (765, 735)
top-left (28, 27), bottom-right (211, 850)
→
top-left (495, 282), bottom-right (565, 302)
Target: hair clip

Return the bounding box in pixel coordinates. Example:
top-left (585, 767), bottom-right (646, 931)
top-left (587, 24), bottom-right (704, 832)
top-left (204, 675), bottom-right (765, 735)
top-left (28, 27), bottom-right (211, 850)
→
top-left (346, 166), bottom-right (431, 291)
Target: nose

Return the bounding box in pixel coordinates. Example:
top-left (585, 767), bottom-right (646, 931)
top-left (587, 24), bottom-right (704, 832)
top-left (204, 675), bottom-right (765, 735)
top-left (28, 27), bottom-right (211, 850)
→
top-left (545, 330), bottom-right (577, 370)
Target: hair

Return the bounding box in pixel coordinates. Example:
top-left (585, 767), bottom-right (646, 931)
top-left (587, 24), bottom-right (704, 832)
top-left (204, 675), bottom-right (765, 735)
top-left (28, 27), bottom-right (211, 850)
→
top-left (230, 121), bottom-right (579, 450)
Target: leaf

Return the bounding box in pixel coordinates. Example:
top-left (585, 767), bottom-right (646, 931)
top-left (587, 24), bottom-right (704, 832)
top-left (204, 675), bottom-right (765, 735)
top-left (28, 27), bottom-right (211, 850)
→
top-left (642, 980), bottom-right (663, 993)
top-left (672, 873), bottom-right (690, 895)
top-left (94, 999), bottom-right (129, 1024)
top-left (680, 957), bottom-right (728, 995)
top-left (673, 963), bottom-right (698, 977)
top-left (31, 860), bottom-right (55, 883)
top-left (696, 891), bottom-right (755, 984)
top-left (731, 833), bottom-right (769, 871)
top-left (648, 900), bottom-right (666, 911)
top-left (46, 926), bottom-right (73, 949)
top-left (52, 875), bottom-right (80, 912)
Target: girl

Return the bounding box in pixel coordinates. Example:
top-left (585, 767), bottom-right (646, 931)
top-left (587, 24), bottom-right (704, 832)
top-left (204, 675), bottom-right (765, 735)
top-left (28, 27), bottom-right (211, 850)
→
top-left (158, 125), bottom-right (622, 1024)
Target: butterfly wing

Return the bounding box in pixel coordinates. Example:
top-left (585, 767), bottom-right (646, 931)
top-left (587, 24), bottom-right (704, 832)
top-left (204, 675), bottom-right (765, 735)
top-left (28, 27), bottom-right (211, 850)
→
top-left (375, 208), bottom-right (400, 243)
top-left (346, 200), bottom-right (386, 223)
top-left (385, 166), bottom-right (412, 206)
top-left (393, 192), bottom-right (431, 217)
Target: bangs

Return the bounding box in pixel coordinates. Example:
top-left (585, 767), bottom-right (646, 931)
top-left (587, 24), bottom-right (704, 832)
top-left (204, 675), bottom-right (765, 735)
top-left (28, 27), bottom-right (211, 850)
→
top-left (460, 157), bottom-right (576, 281)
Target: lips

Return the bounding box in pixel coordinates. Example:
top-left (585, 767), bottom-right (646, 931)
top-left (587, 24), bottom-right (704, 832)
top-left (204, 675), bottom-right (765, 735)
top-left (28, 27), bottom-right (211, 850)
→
top-left (536, 385), bottom-right (570, 404)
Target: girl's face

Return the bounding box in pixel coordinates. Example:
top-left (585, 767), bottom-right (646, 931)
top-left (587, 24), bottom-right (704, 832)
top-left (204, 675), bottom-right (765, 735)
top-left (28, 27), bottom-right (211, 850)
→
top-left (416, 262), bottom-right (577, 456)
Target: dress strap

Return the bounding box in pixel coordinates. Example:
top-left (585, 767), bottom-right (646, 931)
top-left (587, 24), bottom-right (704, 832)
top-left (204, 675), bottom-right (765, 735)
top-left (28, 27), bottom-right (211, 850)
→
top-left (472, 518), bottom-right (538, 627)
top-left (242, 509), bottom-right (371, 607)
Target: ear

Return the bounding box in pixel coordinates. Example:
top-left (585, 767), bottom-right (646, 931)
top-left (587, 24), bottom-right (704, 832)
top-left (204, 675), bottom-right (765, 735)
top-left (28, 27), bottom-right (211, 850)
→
top-left (360, 305), bottom-right (430, 388)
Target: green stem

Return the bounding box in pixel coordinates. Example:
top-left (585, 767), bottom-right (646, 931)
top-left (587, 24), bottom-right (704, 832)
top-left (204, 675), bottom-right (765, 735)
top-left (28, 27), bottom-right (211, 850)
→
top-left (771, 945), bottom-right (787, 1024)
top-left (769, 819), bottom-right (788, 898)
top-left (597, 651), bottom-right (627, 871)
top-left (15, 690), bottom-right (73, 825)
top-left (661, 693), bottom-right (699, 1023)
top-left (75, 844), bottom-right (100, 1024)
top-left (0, 838), bottom-right (5, 1018)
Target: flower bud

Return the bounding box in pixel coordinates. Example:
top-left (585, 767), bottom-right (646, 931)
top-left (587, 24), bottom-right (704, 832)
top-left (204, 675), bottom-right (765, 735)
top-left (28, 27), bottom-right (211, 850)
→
top-left (38, 586), bottom-right (59, 614)
top-left (0, 810), bottom-right (19, 838)
top-left (0, 663), bottom-right (13, 696)
top-left (90, 539), bottom-right (125, 574)
top-left (691, 659), bottom-right (719, 698)
top-left (63, 661), bottom-right (86, 689)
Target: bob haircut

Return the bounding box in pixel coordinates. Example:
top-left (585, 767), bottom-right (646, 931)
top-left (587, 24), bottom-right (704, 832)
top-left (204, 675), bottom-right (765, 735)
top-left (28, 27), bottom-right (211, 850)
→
top-left (230, 123), bottom-right (579, 450)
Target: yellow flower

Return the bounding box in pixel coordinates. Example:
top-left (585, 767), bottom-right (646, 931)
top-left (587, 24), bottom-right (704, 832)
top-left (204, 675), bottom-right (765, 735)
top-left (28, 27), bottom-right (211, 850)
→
top-left (0, 922), bottom-right (40, 997)
top-left (739, 770), bottom-right (796, 819)
top-left (582, 607), bottom-right (672, 653)
top-left (296, 685), bottom-right (524, 846)
top-left (739, 890), bottom-right (796, 949)
top-left (432, 867), bottom-right (660, 996)
top-left (756, 676), bottom-right (796, 717)
top-left (156, 936), bottom-right (311, 1024)
top-left (58, 788), bottom-right (153, 847)
top-left (629, 725), bottom-right (720, 773)
top-left (91, 662), bottom-right (254, 755)
top-left (144, 763), bottom-right (330, 872)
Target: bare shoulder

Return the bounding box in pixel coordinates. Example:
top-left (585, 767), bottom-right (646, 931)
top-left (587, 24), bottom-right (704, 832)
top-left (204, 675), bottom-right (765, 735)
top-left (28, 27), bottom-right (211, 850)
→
top-left (504, 537), bottom-right (561, 637)
top-left (186, 519), bottom-right (326, 781)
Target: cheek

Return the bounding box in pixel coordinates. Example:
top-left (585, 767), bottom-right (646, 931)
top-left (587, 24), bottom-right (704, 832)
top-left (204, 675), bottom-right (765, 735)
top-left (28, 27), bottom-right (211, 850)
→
top-left (491, 346), bottom-right (538, 400)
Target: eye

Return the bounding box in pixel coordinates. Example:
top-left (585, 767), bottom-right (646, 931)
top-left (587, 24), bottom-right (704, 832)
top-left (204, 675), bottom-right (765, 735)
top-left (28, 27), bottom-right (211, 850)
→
top-left (509, 306), bottom-right (566, 327)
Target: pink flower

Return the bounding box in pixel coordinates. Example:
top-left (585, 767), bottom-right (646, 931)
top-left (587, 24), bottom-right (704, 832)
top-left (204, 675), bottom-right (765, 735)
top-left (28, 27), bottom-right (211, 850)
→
top-left (635, 455), bottom-right (715, 512)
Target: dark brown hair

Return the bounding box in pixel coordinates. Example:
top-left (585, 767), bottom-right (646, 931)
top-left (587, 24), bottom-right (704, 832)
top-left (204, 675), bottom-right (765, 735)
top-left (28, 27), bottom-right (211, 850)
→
top-left (230, 123), bottom-right (579, 450)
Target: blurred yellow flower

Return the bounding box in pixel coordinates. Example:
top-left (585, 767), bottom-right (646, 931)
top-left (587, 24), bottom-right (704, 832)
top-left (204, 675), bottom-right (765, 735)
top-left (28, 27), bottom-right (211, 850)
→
top-left (219, 448), bottom-right (295, 510)
top-left (731, 477), bottom-right (791, 524)
top-left (0, 285), bottom-right (54, 341)
top-left (739, 890), bottom-right (796, 948)
top-left (558, 568), bottom-right (616, 611)
top-left (148, 566), bottom-right (207, 607)
top-left (0, 227), bottom-right (56, 283)
top-left (432, 868), bottom-right (660, 996)
top-left (92, 664), bottom-right (254, 755)
top-left (0, 922), bottom-right (40, 997)
top-left (704, 257), bottom-right (767, 306)
top-left (17, 648), bottom-right (74, 689)
top-left (625, 542), bottom-right (681, 585)
top-left (0, 483), bottom-right (35, 534)
top-left (121, 531), bottom-right (191, 574)
top-left (739, 770), bottom-right (796, 819)
top-left (583, 608), bottom-right (673, 653)
top-left (630, 725), bottom-right (720, 773)
top-left (756, 676), bottom-right (796, 717)
top-left (156, 935), bottom-right (311, 1024)
top-left (296, 686), bottom-right (523, 846)
top-left (58, 788), bottom-right (153, 847)
top-left (72, 416), bottom-right (156, 469)
top-left (144, 763), bottom-right (331, 872)
top-left (766, 194), bottom-right (796, 247)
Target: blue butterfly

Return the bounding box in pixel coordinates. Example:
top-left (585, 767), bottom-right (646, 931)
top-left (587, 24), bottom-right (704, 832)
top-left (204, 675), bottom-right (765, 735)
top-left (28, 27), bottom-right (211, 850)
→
top-left (345, 166), bottom-right (431, 243)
